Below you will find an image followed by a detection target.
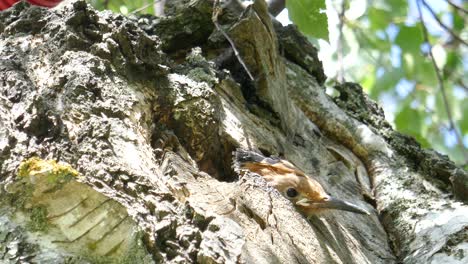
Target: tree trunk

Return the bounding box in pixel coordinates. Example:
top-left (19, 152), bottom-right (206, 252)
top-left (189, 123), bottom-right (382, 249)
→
top-left (0, 0), bottom-right (466, 263)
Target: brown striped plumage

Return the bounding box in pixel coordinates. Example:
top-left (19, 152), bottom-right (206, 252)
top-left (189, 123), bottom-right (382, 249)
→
top-left (234, 149), bottom-right (369, 215)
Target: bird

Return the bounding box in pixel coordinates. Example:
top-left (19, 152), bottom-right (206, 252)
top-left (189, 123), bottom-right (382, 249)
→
top-left (233, 149), bottom-right (370, 215)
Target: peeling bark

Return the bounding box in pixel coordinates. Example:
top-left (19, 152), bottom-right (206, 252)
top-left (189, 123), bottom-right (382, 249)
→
top-left (0, 0), bottom-right (466, 263)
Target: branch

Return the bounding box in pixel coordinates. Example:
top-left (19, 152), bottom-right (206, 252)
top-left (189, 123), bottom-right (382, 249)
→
top-left (422, 0), bottom-right (467, 47)
top-left (154, 0), bottom-right (166, 16)
top-left (336, 0), bottom-right (347, 82)
top-left (416, 0), bottom-right (468, 162)
top-left (446, 0), bottom-right (468, 15)
top-left (267, 0), bottom-right (285, 16)
top-left (455, 79), bottom-right (468, 93)
top-left (130, 0), bottom-right (162, 14)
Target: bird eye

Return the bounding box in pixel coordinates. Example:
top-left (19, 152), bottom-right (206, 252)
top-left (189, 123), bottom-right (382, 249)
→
top-left (286, 188), bottom-right (299, 198)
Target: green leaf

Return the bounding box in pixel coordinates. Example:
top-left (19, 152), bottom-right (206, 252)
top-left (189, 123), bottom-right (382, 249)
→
top-left (416, 59), bottom-right (438, 86)
top-left (368, 0), bottom-right (407, 26)
top-left (395, 25), bottom-right (424, 54)
top-left (453, 10), bottom-right (464, 32)
top-left (368, 8), bottom-right (390, 30)
top-left (395, 105), bottom-right (430, 147)
top-left (287, 0), bottom-right (329, 41)
top-left (387, 0), bottom-right (408, 17)
top-left (403, 53), bottom-right (438, 86)
top-left (443, 51), bottom-right (460, 78)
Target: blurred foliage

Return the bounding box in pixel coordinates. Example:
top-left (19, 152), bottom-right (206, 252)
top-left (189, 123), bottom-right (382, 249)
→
top-left (88, 0), bottom-right (467, 166)
top-left (294, 0), bottom-right (467, 166)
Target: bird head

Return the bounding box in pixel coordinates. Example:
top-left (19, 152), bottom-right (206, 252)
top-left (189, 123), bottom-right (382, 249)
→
top-left (234, 149), bottom-right (370, 215)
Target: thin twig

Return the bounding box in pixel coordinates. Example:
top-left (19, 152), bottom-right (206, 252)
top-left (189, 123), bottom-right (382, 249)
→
top-left (422, 0), bottom-right (467, 46)
top-left (212, 0), bottom-right (254, 81)
top-left (446, 0), bottom-right (468, 15)
top-left (455, 79), bottom-right (468, 93)
top-left (336, 0), bottom-right (347, 82)
top-left (103, 0), bottom-right (109, 9)
top-left (417, 0), bottom-right (468, 161)
top-left (130, 0), bottom-right (162, 14)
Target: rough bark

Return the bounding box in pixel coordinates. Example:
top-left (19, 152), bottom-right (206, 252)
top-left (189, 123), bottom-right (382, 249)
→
top-left (0, 0), bottom-right (466, 263)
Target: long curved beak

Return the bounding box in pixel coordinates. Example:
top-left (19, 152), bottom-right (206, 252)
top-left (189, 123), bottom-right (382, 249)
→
top-left (296, 197), bottom-right (370, 215)
top-left (323, 197), bottom-right (370, 215)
